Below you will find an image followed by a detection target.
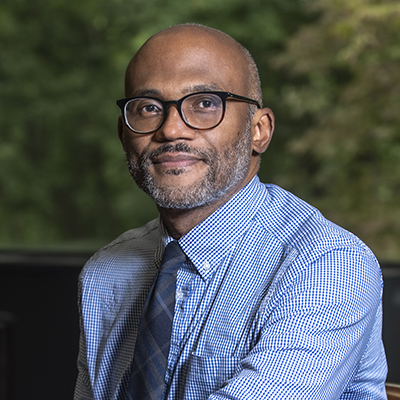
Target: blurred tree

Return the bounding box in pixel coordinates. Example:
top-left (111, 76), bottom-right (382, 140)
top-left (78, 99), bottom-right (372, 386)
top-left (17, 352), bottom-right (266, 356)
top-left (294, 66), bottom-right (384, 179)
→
top-left (273, 0), bottom-right (400, 259)
top-left (0, 0), bottom-right (307, 249)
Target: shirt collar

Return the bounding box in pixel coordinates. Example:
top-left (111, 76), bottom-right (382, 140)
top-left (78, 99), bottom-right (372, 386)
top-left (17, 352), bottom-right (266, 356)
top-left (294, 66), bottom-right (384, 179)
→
top-left (154, 220), bottom-right (176, 269)
top-left (175, 176), bottom-right (268, 280)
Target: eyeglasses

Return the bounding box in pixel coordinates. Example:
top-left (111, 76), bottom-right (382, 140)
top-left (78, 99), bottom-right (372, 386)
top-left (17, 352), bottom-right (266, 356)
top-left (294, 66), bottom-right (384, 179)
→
top-left (116, 91), bottom-right (261, 134)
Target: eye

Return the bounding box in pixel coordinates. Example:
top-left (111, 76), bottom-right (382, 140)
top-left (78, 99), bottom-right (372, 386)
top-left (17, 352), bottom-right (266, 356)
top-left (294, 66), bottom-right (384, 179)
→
top-left (197, 98), bottom-right (219, 109)
top-left (143, 105), bottom-right (155, 112)
top-left (198, 99), bottom-right (216, 109)
top-left (188, 94), bottom-right (222, 113)
top-left (138, 101), bottom-right (162, 116)
top-left (127, 98), bottom-right (163, 118)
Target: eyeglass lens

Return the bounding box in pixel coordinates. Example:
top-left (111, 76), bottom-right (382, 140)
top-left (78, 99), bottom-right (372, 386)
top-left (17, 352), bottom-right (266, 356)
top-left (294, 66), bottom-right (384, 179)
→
top-left (125, 93), bottom-right (224, 133)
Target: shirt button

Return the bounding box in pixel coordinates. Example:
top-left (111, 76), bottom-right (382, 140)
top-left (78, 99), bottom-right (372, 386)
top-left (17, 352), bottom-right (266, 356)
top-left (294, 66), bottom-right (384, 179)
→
top-left (203, 260), bottom-right (210, 271)
top-left (176, 289), bottom-right (184, 300)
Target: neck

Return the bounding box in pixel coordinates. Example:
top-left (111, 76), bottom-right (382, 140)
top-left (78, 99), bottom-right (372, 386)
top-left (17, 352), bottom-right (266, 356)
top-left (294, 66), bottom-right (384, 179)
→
top-left (158, 173), bottom-right (257, 239)
top-left (158, 196), bottom-right (227, 239)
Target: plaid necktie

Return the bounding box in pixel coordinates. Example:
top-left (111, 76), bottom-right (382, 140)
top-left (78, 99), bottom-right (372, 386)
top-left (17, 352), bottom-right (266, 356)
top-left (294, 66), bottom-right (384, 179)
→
top-left (128, 241), bottom-right (186, 399)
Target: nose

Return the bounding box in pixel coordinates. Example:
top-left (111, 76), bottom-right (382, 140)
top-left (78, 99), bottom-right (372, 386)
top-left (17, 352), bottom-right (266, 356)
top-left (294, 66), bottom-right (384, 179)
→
top-left (153, 105), bottom-right (196, 142)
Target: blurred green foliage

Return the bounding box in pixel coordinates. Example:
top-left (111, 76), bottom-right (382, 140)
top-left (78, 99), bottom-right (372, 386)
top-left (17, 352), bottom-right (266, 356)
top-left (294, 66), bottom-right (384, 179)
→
top-left (0, 0), bottom-right (399, 260)
top-left (273, 0), bottom-right (400, 260)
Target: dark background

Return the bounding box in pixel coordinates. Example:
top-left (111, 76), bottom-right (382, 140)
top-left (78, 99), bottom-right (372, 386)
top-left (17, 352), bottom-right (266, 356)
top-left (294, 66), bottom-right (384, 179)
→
top-left (0, 252), bottom-right (89, 400)
top-left (0, 253), bottom-right (398, 400)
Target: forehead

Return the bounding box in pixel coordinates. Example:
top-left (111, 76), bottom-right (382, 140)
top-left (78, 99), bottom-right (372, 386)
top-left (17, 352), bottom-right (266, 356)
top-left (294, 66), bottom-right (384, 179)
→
top-left (125, 28), bottom-right (249, 98)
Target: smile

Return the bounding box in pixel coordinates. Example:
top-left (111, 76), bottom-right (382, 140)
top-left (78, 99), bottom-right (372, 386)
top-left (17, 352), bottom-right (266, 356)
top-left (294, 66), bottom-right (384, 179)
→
top-left (152, 153), bottom-right (202, 169)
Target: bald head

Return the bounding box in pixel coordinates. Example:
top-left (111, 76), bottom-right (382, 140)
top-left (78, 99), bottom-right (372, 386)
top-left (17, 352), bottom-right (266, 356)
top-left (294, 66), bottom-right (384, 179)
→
top-left (124, 24), bottom-right (262, 106)
top-left (118, 23), bottom-right (275, 221)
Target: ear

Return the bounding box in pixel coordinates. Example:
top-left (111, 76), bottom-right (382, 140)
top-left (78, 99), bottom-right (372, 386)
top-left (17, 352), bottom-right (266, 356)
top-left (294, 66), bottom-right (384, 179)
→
top-left (251, 107), bottom-right (274, 154)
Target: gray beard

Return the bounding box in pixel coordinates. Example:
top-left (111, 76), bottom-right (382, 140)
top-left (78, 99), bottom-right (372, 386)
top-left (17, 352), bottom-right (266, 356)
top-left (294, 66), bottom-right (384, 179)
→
top-left (125, 129), bottom-right (252, 210)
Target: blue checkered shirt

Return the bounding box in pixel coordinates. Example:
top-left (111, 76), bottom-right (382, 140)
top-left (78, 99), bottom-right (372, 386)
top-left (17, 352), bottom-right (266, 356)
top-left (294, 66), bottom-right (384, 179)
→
top-left (74, 176), bottom-right (387, 399)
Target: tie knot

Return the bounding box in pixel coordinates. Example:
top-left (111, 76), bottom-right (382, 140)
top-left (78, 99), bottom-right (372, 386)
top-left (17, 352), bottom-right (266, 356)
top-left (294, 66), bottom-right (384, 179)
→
top-left (159, 241), bottom-right (186, 274)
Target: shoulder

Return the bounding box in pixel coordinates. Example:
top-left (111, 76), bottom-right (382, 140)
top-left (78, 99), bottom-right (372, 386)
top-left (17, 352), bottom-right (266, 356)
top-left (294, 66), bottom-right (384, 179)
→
top-left (257, 184), bottom-right (374, 255)
top-left (254, 184), bottom-right (381, 288)
top-left (79, 218), bottom-right (160, 285)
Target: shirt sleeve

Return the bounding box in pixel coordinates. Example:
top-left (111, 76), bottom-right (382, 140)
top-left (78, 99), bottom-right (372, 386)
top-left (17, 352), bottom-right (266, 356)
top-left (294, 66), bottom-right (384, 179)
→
top-left (209, 247), bottom-right (386, 399)
top-left (74, 275), bottom-right (95, 400)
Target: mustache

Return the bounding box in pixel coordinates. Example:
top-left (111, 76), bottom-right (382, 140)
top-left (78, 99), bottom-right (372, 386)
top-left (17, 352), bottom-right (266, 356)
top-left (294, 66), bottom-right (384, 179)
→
top-left (147, 142), bottom-right (215, 164)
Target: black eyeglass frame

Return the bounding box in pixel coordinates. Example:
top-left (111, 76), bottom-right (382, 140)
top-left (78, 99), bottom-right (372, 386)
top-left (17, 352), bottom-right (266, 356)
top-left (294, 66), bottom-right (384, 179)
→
top-left (116, 91), bottom-right (261, 134)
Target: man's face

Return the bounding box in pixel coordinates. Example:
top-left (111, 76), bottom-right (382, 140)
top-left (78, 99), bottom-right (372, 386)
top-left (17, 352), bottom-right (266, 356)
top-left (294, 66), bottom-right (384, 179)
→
top-left (119, 30), bottom-right (257, 210)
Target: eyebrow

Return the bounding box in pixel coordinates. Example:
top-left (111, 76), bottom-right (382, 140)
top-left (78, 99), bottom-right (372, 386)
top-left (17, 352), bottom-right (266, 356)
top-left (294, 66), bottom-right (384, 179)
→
top-left (131, 83), bottom-right (224, 99)
top-left (132, 89), bottom-right (163, 97)
top-left (182, 83), bottom-right (223, 94)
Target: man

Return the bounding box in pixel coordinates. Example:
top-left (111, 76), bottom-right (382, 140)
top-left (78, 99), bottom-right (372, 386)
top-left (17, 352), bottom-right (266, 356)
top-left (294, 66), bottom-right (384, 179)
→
top-left (75, 24), bottom-right (387, 399)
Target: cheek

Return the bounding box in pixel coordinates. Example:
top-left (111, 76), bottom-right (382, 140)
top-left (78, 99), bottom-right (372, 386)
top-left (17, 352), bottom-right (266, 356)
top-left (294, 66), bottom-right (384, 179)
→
top-left (208, 110), bottom-right (249, 145)
top-left (124, 133), bottom-right (152, 159)
top-left (206, 128), bottom-right (246, 155)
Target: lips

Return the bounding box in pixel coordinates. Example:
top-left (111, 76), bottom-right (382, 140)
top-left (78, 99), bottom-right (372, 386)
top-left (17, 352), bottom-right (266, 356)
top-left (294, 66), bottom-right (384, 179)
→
top-left (152, 153), bottom-right (201, 169)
